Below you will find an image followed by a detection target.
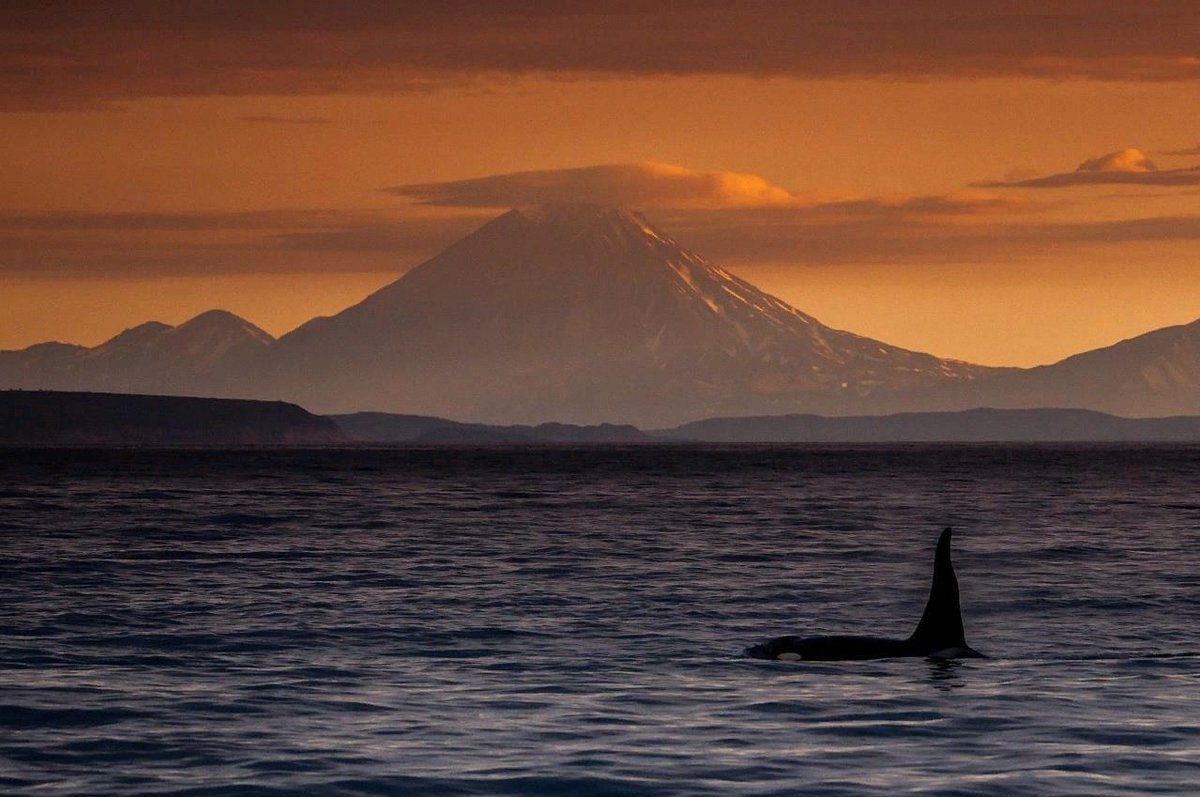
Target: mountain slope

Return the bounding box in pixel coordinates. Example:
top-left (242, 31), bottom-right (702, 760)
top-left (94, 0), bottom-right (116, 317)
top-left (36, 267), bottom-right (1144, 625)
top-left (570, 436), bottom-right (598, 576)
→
top-left (923, 318), bottom-right (1200, 417)
top-left (266, 205), bottom-right (996, 425)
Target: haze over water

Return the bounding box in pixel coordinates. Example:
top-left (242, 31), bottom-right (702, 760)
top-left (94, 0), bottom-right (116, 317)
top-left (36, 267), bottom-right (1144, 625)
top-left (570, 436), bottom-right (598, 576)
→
top-left (4, 445), bottom-right (1200, 796)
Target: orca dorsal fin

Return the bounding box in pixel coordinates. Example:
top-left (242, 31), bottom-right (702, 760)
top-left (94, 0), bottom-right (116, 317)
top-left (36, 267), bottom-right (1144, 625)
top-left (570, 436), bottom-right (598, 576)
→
top-left (908, 528), bottom-right (968, 652)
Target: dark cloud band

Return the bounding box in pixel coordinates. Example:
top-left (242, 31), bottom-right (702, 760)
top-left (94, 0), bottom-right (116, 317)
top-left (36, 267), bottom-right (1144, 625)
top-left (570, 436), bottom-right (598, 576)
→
top-left (4, 202), bottom-right (1200, 279)
top-left (3, 2), bottom-right (1200, 109)
top-left (979, 148), bottom-right (1200, 188)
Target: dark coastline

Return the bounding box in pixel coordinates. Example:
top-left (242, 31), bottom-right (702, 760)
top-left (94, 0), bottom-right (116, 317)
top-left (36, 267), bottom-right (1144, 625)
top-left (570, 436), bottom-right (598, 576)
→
top-left (8, 391), bottom-right (1200, 445)
top-left (0, 390), bottom-right (346, 445)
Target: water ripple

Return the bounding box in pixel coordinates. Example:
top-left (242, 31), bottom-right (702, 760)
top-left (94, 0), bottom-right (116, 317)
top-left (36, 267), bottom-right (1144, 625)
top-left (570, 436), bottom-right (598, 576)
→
top-left (3, 445), bottom-right (1200, 796)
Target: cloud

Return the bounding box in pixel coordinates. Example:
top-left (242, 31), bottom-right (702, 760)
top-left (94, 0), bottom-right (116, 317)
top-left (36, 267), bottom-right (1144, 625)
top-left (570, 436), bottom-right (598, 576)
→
top-left (0, 162), bottom-right (1036, 278)
top-left (0, 209), bottom-right (348, 232)
top-left (0, 209), bottom-right (486, 277)
top-left (979, 148), bottom-right (1200, 188)
top-left (389, 162), bottom-right (798, 209)
top-left (1077, 148), bottom-right (1158, 173)
top-left (0, 181), bottom-right (1031, 282)
top-left (4, 201), bottom-right (1200, 280)
top-left (654, 207), bottom-right (1200, 266)
top-left (388, 162), bottom-right (1034, 219)
top-left (3, 2), bottom-right (1200, 109)
top-left (382, 166), bottom-right (1074, 267)
top-left (237, 115), bottom-right (332, 125)
top-left (1160, 144), bottom-right (1200, 156)
top-left (1042, 214), bottom-right (1200, 243)
top-left (274, 217), bottom-right (488, 253)
top-left (822, 190), bottom-right (1028, 218)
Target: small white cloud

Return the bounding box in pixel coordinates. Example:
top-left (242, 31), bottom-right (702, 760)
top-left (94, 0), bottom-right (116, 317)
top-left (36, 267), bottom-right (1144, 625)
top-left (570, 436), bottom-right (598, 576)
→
top-left (1076, 148), bottom-right (1157, 173)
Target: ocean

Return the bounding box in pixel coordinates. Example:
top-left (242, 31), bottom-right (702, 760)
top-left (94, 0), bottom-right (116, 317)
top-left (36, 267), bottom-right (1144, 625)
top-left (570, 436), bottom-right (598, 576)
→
top-left (3, 445), bottom-right (1199, 796)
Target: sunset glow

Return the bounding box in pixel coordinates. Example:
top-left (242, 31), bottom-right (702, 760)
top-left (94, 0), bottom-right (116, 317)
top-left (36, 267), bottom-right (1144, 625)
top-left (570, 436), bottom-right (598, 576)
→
top-left (2, 3), bottom-right (1198, 366)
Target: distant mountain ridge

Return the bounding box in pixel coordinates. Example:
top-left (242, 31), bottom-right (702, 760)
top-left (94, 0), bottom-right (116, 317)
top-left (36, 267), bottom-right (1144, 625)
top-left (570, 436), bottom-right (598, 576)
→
top-left (3, 204), bottom-right (1199, 424)
top-left (0, 310), bottom-right (273, 396)
top-left (331, 412), bottom-right (650, 444)
top-left (658, 407), bottom-right (1200, 442)
top-left (330, 407), bottom-right (1200, 443)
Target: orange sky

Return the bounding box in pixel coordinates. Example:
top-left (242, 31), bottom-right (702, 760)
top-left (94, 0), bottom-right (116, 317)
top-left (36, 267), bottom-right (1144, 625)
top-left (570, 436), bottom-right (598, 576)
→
top-left (2, 3), bottom-right (1199, 365)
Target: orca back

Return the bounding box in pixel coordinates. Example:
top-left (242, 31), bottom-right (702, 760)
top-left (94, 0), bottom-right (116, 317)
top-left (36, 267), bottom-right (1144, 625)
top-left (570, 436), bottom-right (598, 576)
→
top-left (745, 527), bottom-right (984, 662)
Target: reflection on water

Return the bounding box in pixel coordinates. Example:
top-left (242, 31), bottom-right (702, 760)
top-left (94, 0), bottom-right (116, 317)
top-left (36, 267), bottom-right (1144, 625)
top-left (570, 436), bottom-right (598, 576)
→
top-left (925, 658), bottom-right (966, 690)
top-left (3, 445), bottom-right (1200, 796)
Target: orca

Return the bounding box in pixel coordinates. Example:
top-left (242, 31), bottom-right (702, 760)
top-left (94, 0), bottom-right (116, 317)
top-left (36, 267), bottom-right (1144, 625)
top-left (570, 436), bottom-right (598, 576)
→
top-left (745, 528), bottom-right (984, 661)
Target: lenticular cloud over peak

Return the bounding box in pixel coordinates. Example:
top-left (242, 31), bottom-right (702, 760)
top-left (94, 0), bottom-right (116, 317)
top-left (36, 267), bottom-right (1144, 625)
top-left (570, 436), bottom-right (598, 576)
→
top-left (387, 162), bottom-right (798, 210)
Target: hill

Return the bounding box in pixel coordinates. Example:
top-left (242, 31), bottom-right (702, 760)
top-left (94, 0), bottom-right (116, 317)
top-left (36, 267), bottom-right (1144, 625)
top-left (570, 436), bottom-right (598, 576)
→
top-left (0, 390), bottom-right (346, 444)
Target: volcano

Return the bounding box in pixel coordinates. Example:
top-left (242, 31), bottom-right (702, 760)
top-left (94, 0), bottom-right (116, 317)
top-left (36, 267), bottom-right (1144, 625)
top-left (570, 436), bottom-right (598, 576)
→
top-left (263, 205), bottom-right (995, 425)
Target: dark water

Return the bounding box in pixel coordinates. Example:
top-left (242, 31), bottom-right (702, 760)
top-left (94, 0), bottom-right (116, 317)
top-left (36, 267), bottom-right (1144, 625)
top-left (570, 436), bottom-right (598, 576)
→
top-left (3, 445), bottom-right (1200, 796)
